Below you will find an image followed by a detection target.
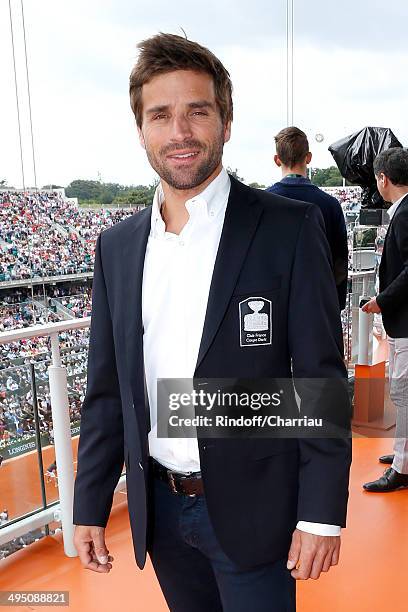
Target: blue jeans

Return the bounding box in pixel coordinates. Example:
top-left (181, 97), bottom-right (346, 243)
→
top-left (147, 476), bottom-right (296, 612)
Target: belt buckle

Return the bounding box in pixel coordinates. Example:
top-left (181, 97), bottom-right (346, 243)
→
top-left (167, 470), bottom-right (178, 494)
top-left (184, 476), bottom-right (196, 497)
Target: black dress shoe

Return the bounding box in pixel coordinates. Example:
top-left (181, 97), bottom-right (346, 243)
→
top-left (363, 467), bottom-right (408, 492)
top-left (379, 454), bottom-right (394, 464)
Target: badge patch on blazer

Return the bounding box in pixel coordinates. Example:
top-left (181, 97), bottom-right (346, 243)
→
top-left (239, 297), bottom-right (272, 347)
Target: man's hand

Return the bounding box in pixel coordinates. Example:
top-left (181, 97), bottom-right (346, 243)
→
top-left (361, 297), bottom-right (381, 314)
top-left (74, 525), bottom-right (114, 573)
top-left (287, 529), bottom-right (340, 580)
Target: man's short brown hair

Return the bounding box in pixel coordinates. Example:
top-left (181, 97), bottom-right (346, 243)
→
top-left (129, 33), bottom-right (233, 129)
top-left (275, 127), bottom-right (310, 167)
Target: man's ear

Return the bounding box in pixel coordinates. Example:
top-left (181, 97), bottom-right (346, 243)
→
top-left (274, 154), bottom-right (282, 168)
top-left (306, 152), bottom-right (312, 165)
top-left (223, 120), bottom-right (232, 144)
top-left (377, 172), bottom-right (387, 188)
top-left (137, 125), bottom-right (146, 149)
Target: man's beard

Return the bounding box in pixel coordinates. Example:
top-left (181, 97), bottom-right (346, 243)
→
top-left (145, 133), bottom-right (224, 190)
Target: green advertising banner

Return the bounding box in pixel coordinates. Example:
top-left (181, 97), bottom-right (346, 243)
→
top-left (1, 420), bottom-right (81, 460)
top-left (2, 433), bottom-right (50, 460)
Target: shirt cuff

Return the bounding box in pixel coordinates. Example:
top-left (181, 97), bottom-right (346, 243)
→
top-left (296, 521), bottom-right (341, 536)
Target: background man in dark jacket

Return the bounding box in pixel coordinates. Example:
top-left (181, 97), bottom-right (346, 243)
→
top-left (267, 127), bottom-right (348, 310)
top-left (362, 147), bottom-right (408, 492)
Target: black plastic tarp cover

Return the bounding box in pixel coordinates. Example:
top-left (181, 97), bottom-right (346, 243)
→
top-left (329, 127), bottom-right (403, 208)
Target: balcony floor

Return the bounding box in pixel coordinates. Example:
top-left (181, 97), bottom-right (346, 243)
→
top-left (1, 438), bottom-right (407, 611)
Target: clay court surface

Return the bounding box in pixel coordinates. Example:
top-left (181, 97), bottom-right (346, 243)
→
top-left (1, 437), bottom-right (407, 611)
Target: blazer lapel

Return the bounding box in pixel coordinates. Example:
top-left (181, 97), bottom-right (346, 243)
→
top-left (195, 177), bottom-right (264, 372)
top-left (383, 194), bottom-right (408, 245)
top-left (121, 209), bottom-right (151, 427)
top-left (398, 193), bottom-right (408, 212)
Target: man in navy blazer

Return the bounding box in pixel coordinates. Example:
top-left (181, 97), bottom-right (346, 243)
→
top-left (73, 33), bottom-right (351, 612)
top-left (267, 127), bottom-right (348, 310)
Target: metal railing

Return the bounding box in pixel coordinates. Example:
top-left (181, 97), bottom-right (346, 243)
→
top-left (0, 318), bottom-right (126, 557)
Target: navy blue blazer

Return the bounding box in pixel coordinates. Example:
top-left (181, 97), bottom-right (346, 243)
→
top-left (73, 176), bottom-right (352, 570)
top-left (267, 177), bottom-right (348, 310)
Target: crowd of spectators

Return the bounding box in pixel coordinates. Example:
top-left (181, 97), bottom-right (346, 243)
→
top-left (323, 186), bottom-right (362, 208)
top-left (0, 290), bottom-right (93, 329)
top-left (0, 190), bottom-right (137, 282)
top-left (0, 349), bottom-right (86, 448)
top-left (57, 293), bottom-right (92, 318)
top-left (51, 201), bottom-right (138, 242)
top-left (1, 271), bottom-right (89, 450)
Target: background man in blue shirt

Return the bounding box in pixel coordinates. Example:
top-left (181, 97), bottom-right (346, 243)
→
top-left (267, 127), bottom-right (348, 310)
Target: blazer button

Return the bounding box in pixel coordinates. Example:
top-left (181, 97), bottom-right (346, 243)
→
top-left (138, 462), bottom-right (144, 470)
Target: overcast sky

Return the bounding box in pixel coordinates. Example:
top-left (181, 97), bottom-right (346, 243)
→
top-left (1, 0), bottom-right (407, 189)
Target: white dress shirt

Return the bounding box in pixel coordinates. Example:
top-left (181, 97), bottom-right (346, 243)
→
top-left (387, 192), bottom-right (408, 220)
top-left (142, 167), bottom-right (230, 473)
top-left (142, 166), bottom-right (340, 536)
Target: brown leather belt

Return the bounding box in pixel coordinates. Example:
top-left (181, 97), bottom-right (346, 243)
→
top-left (152, 459), bottom-right (204, 496)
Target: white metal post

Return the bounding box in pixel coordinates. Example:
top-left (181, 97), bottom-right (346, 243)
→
top-left (286, 0), bottom-right (294, 126)
top-left (358, 300), bottom-right (373, 365)
top-left (48, 332), bottom-right (77, 557)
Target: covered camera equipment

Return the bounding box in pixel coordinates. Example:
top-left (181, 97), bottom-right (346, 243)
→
top-left (329, 127), bottom-right (403, 209)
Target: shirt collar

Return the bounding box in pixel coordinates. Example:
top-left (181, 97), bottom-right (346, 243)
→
top-left (150, 167), bottom-right (230, 237)
top-left (280, 175), bottom-right (311, 185)
top-left (387, 192), bottom-right (408, 220)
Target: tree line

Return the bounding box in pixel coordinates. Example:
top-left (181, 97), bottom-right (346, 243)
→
top-left (65, 179), bottom-right (158, 207)
top-left (0, 166), bottom-right (351, 207)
